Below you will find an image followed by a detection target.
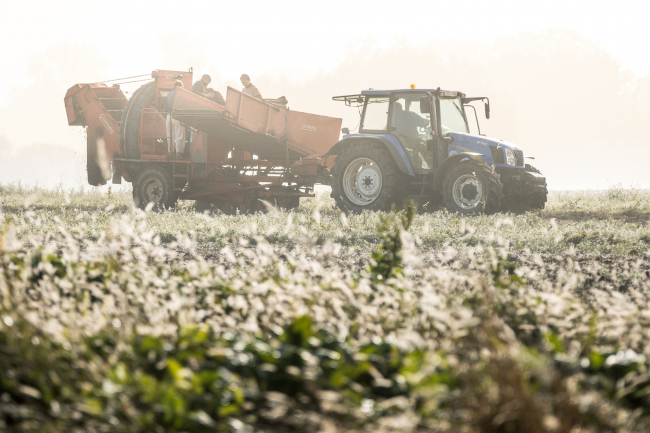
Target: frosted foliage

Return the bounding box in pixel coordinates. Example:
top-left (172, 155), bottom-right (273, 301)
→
top-left (1, 185), bottom-right (650, 431)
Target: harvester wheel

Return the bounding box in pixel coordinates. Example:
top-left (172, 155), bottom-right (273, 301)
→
top-left (442, 160), bottom-right (502, 215)
top-left (133, 166), bottom-right (175, 211)
top-left (330, 142), bottom-right (408, 213)
top-left (119, 82), bottom-right (155, 159)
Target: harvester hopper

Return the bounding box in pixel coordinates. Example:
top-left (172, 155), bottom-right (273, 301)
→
top-left (172, 87), bottom-right (341, 166)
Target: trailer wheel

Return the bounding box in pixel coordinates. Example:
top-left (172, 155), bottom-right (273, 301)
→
top-left (133, 166), bottom-right (175, 211)
top-left (119, 82), bottom-right (155, 159)
top-left (330, 142), bottom-right (407, 213)
top-left (442, 160), bottom-right (502, 215)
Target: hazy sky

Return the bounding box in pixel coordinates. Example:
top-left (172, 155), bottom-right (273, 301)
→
top-left (2, 0), bottom-right (649, 100)
top-left (1, 0), bottom-right (649, 189)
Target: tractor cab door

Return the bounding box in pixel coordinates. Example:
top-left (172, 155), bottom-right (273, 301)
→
top-left (389, 93), bottom-right (434, 174)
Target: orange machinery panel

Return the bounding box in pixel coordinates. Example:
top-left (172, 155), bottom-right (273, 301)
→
top-left (153, 69), bottom-right (193, 112)
top-left (64, 83), bottom-right (124, 158)
top-left (172, 87), bottom-right (225, 111)
top-left (153, 69), bottom-right (193, 93)
top-left (224, 87), bottom-right (342, 158)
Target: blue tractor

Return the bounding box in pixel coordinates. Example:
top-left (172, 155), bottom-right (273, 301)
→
top-left (328, 88), bottom-right (547, 214)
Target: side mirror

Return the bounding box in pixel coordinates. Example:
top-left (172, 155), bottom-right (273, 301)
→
top-left (341, 127), bottom-right (350, 135)
top-left (420, 96), bottom-right (431, 113)
top-left (484, 102), bottom-right (490, 119)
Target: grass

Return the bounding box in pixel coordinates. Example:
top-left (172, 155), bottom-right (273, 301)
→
top-left (1, 183), bottom-right (650, 432)
top-left (2, 184), bottom-right (650, 257)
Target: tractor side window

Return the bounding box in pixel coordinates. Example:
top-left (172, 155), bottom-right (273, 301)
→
top-left (361, 97), bottom-right (390, 132)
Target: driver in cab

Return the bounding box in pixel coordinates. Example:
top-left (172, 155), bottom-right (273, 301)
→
top-left (392, 100), bottom-right (431, 170)
top-left (393, 101), bottom-right (429, 138)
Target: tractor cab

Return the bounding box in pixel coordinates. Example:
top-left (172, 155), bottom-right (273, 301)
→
top-left (334, 89), bottom-right (437, 175)
top-left (334, 89), bottom-right (487, 175)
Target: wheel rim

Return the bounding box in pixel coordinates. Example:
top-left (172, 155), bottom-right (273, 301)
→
top-left (141, 177), bottom-right (165, 206)
top-left (452, 174), bottom-right (483, 209)
top-left (342, 157), bottom-right (382, 206)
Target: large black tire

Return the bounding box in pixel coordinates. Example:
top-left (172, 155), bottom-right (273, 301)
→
top-left (525, 164), bottom-right (548, 209)
top-left (330, 142), bottom-right (408, 213)
top-left (442, 160), bottom-right (502, 215)
top-left (502, 164), bottom-right (548, 212)
top-left (132, 166), bottom-right (175, 211)
top-left (119, 82), bottom-right (155, 160)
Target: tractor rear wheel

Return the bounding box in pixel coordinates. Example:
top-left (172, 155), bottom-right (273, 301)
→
top-left (330, 142), bottom-right (408, 213)
top-left (133, 166), bottom-right (175, 211)
top-left (119, 82), bottom-right (155, 159)
top-left (442, 160), bottom-right (502, 215)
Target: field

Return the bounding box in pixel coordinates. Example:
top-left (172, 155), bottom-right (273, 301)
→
top-left (1, 183), bottom-right (650, 432)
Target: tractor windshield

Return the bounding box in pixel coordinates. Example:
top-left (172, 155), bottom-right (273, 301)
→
top-left (439, 97), bottom-right (468, 135)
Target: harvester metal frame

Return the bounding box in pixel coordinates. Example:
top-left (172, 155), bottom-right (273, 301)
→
top-left (64, 69), bottom-right (340, 212)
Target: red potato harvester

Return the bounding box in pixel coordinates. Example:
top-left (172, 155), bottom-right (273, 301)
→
top-left (64, 69), bottom-right (341, 212)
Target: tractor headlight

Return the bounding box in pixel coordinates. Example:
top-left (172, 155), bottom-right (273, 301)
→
top-left (505, 148), bottom-right (515, 166)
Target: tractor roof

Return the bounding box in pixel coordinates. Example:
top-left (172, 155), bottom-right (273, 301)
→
top-left (332, 89), bottom-right (465, 104)
top-left (360, 89), bottom-right (439, 95)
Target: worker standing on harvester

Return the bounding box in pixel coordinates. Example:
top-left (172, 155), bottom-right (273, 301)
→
top-left (192, 74), bottom-right (214, 99)
top-left (240, 74), bottom-right (262, 99)
top-left (165, 81), bottom-right (186, 160)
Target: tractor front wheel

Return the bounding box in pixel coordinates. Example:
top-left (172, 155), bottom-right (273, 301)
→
top-left (442, 160), bottom-right (502, 215)
top-left (133, 166), bottom-right (175, 211)
top-left (501, 164), bottom-right (548, 212)
top-left (330, 142), bottom-right (407, 213)
top-left (523, 164), bottom-right (548, 210)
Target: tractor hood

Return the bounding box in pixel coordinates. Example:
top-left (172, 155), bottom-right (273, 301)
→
top-left (447, 132), bottom-right (521, 153)
top-left (447, 132), bottom-right (524, 167)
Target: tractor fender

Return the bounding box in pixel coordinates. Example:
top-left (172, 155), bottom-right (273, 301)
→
top-left (432, 152), bottom-right (486, 190)
top-left (326, 135), bottom-right (414, 176)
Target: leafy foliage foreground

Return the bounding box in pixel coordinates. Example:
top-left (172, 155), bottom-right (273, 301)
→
top-left (1, 202), bottom-right (650, 432)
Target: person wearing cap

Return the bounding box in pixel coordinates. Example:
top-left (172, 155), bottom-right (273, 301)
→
top-left (165, 81), bottom-right (186, 160)
top-left (240, 74), bottom-right (262, 100)
top-left (192, 74), bottom-right (214, 99)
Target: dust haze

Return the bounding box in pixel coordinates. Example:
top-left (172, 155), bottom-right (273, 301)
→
top-left (1, 28), bottom-right (648, 190)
